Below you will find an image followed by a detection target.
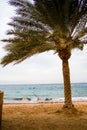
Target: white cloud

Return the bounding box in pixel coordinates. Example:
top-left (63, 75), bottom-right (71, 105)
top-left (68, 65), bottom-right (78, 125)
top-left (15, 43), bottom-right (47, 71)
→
top-left (0, 0), bottom-right (87, 84)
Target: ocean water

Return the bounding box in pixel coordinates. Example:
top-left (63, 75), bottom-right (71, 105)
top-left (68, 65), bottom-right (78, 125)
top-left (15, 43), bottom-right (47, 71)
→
top-left (0, 83), bottom-right (87, 103)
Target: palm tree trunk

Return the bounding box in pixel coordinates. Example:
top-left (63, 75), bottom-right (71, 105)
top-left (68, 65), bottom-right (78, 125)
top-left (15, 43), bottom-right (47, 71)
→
top-left (58, 49), bottom-right (74, 109)
top-left (62, 59), bottom-right (73, 109)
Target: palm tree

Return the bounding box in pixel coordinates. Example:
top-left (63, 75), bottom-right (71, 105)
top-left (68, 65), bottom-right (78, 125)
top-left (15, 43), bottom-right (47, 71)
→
top-left (1, 0), bottom-right (87, 109)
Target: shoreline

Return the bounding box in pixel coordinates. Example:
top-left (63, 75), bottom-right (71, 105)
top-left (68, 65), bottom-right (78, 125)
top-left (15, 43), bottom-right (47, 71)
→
top-left (3, 100), bottom-right (87, 105)
top-left (3, 96), bottom-right (87, 105)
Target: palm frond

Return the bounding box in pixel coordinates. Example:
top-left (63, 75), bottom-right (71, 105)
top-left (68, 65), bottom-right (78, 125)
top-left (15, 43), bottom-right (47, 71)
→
top-left (1, 42), bottom-right (56, 66)
top-left (34, 0), bottom-right (87, 33)
top-left (77, 27), bottom-right (87, 38)
top-left (1, 0), bottom-right (87, 66)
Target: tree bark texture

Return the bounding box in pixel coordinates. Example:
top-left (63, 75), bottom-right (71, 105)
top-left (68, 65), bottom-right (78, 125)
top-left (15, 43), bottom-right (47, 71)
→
top-left (62, 60), bottom-right (73, 108)
top-left (59, 49), bottom-right (73, 108)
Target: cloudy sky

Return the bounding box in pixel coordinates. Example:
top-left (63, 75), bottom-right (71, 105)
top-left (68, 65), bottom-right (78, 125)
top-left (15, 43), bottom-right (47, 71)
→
top-left (0, 0), bottom-right (87, 84)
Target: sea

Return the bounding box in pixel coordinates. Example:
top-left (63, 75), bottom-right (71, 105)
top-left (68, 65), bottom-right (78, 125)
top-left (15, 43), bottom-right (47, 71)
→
top-left (0, 83), bottom-right (87, 104)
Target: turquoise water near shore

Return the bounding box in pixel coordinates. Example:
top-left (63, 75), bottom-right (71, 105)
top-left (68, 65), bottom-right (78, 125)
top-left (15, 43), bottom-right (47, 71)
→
top-left (0, 83), bottom-right (87, 103)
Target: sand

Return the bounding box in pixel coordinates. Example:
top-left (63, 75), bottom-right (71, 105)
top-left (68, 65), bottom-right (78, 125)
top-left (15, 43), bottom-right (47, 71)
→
top-left (2, 102), bottom-right (87, 130)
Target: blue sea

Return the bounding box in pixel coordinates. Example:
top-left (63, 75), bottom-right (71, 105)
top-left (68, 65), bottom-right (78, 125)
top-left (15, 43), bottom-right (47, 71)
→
top-left (0, 83), bottom-right (87, 103)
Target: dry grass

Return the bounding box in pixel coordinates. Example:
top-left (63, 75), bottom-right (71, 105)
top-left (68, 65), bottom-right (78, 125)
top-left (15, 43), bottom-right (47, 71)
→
top-left (2, 102), bottom-right (87, 130)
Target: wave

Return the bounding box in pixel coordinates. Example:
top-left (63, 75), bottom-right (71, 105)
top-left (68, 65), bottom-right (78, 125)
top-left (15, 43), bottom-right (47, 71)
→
top-left (3, 97), bottom-right (87, 104)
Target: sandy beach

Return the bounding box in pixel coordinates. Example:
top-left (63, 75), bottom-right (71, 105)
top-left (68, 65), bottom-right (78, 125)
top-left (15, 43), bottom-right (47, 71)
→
top-left (2, 102), bottom-right (87, 130)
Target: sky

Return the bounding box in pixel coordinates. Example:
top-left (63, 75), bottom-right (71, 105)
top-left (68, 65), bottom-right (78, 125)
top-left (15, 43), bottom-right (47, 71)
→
top-left (0, 0), bottom-right (87, 84)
